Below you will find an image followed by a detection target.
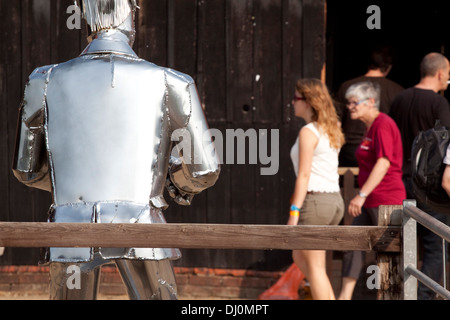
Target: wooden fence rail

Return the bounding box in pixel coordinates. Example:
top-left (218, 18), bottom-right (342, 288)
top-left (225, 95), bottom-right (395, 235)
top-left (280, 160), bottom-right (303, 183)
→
top-left (0, 222), bottom-right (400, 252)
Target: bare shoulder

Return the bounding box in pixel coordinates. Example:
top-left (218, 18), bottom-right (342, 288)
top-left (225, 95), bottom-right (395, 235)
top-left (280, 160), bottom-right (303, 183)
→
top-left (299, 125), bottom-right (318, 138)
top-left (299, 125), bottom-right (319, 147)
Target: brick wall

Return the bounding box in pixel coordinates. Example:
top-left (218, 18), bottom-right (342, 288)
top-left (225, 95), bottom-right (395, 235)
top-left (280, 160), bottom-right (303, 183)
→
top-left (0, 265), bottom-right (284, 300)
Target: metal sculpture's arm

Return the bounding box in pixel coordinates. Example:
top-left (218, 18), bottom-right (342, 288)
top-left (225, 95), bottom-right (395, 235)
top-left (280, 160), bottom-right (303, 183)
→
top-left (165, 70), bottom-right (220, 205)
top-left (12, 66), bottom-right (54, 192)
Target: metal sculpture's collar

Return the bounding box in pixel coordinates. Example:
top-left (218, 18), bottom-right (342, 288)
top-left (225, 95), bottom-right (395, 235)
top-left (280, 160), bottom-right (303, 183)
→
top-left (80, 29), bottom-right (137, 57)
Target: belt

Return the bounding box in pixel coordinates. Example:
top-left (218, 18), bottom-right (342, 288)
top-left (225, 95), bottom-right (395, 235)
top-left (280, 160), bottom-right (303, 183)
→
top-left (306, 191), bottom-right (340, 195)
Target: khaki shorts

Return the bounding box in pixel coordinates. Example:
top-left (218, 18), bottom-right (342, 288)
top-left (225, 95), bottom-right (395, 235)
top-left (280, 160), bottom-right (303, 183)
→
top-left (298, 192), bottom-right (344, 226)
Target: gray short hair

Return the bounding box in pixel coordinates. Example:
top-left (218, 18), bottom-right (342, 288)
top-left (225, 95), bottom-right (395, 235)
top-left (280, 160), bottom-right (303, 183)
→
top-left (345, 81), bottom-right (381, 109)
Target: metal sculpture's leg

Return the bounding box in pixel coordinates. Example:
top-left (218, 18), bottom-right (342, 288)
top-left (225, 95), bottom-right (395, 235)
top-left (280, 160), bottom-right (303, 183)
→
top-left (115, 259), bottom-right (178, 300)
top-left (49, 262), bottom-right (101, 300)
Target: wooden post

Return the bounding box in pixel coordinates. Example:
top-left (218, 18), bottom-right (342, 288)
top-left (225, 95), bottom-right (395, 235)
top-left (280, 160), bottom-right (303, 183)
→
top-left (377, 205), bottom-right (403, 300)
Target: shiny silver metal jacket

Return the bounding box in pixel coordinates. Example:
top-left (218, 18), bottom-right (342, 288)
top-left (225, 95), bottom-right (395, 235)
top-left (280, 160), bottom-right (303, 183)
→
top-left (13, 30), bottom-right (220, 263)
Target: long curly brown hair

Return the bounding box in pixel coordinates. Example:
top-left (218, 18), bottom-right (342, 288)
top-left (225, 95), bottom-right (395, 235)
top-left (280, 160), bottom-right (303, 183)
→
top-left (296, 78), bottom-right (345, 150)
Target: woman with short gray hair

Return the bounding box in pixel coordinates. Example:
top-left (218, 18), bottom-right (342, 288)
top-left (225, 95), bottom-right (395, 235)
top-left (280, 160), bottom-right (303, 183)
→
top-left (338, 81), bottom-right (405, 300)
top-left (345, 81), bottom-right (381, 110)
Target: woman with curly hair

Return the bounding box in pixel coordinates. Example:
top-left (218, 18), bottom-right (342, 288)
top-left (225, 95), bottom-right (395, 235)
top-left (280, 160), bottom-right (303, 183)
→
top-left (287, 78), bottom-right (345, 300)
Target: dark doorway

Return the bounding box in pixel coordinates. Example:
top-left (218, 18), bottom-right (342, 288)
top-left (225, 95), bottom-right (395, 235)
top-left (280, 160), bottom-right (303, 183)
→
top-left (326, 0), bottom-right (450, 100)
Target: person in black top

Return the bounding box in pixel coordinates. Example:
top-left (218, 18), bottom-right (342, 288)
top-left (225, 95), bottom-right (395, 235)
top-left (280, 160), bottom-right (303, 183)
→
top-left (390, 52), bottom-right (450, 179)
top-left (335, 47), bottom-right (404, 167)
top-left (389, 52), bottom-right (450, 300)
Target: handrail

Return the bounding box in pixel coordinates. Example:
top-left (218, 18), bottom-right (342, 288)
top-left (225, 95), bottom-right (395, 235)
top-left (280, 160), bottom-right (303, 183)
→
top-left (403, 204), bottom-right (450, 242)
top-left (405, 264), bottom-right (450, 300)
top-left (402, 201), bottom-right (450, 300)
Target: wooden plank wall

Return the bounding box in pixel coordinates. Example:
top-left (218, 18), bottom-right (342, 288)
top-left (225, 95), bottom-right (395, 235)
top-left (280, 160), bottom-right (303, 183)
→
top-left (0, 0), bottom-right (326, 271)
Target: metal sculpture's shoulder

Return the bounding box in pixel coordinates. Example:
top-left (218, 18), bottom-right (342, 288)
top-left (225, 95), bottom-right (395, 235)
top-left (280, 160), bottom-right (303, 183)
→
top-left (27, 64), bottom-right (58, 81)
top-left (164, 67), bottom-right (195, 85)
top-left (21, 64), bottom-right (57, 120)
top-left (25, 64), bottom-right (58, 97)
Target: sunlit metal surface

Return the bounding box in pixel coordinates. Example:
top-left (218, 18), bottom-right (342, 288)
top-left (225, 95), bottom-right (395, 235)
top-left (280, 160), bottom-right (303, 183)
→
top-left (13, 0), bottom-right (219, 300)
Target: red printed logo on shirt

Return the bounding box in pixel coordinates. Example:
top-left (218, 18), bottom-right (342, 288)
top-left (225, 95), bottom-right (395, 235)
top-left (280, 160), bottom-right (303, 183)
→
top-left (360, 137), bottom-right (372, 150)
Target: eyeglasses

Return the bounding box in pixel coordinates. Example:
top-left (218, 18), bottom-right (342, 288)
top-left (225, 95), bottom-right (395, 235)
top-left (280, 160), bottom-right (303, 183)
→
top-left (293, 96), bottom-right (306, 102)
top-left (347, 98), bottom-right (369, 108)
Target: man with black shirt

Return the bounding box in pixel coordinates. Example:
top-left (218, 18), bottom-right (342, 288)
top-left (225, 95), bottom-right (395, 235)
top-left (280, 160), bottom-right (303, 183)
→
top-left (389, 52), bottom-right (450, 300)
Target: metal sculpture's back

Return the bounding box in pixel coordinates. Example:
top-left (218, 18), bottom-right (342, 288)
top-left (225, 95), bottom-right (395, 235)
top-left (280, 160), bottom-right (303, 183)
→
top-left (13, 0), bottom-right (220, 300)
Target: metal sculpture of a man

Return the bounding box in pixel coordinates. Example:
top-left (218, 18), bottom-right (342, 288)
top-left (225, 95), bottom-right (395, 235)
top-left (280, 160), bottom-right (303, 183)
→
top-left (12, 0), bottom-right (220, 300)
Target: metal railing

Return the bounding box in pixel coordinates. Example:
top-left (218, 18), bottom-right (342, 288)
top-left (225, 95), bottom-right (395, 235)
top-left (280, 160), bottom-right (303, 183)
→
top-left (403, 200), bottom-right (450, 300)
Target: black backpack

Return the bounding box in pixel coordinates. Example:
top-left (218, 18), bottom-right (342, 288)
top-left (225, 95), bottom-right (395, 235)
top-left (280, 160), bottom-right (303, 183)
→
top-left (411, 120), bottom-right (450, 214)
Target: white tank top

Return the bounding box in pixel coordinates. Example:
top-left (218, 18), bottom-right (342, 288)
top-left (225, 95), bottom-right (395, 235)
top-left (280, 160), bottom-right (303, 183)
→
top-left (290, 122), bottom-right (340, 193)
